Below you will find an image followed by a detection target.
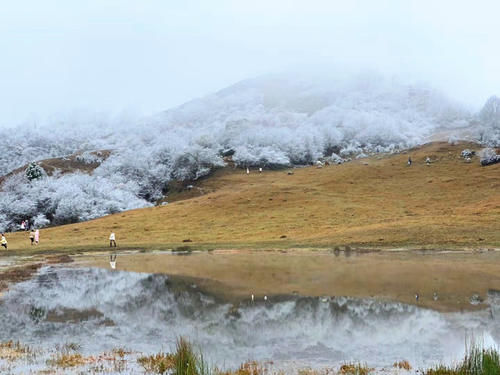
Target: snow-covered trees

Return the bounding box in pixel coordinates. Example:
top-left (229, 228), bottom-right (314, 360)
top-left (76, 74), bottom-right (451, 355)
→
top-left (478, 96), bottom-right (500, 146)
top-left (480, 96), bottom-right (500, 126)
top-left (0, 74), bottom-right (498, 230)
top-left (0, 172), bottom-right (149, 231)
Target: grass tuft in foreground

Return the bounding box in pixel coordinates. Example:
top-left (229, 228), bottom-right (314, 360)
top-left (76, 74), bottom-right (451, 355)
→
top-left (426, 344), bottom-right (500, 375)
top-left (218, 361), bottom-right (278, 375)
top-left (138, 337), bottom-right (212, 375)
top-left (339, 363), bottom-right (373, 375)
top-left (0, 341), bottom-right (33, 362)
top-left (393, 360), bottom-right (412, 370)
top-left (47, 352), bottom-right (87, 368)
top-left (137, 352), bottom-right (175, 374)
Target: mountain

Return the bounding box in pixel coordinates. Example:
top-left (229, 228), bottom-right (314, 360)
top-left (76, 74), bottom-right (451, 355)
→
top-left (0, 73), bottom-right (497, 231)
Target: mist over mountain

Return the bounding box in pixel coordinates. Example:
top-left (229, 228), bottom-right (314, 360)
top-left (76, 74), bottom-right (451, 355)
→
top-left (0, 73), bottom-right (497, 231)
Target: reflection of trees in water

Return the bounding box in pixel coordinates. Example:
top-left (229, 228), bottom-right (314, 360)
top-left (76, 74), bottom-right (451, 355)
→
top-left (29, 305), bottom-right (45, 324)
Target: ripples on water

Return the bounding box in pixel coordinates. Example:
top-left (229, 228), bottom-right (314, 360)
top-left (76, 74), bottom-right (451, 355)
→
top-left (0, 266), bottom-right (499, 373)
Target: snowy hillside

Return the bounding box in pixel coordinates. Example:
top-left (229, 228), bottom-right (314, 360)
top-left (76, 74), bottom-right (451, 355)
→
top-left (0, 74), bottom-right (497, 230)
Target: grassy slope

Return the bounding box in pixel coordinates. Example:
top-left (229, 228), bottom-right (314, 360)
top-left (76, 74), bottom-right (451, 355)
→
top-left (5, 142), bottom-right (500, 253)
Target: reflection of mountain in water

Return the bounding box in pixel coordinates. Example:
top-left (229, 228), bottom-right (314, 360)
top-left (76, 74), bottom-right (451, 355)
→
top-left (0, 266), bottom-right (498, 369)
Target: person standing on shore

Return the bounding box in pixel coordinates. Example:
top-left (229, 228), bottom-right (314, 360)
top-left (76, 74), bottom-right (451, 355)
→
top-left (34, 229), bottom-right (39, 245)
top-left (29, 230), bottom-right (35, 245)
top-left (109, 232), bottom-right (116, 247)
top-left (1, 234), bottom-right (7, 249)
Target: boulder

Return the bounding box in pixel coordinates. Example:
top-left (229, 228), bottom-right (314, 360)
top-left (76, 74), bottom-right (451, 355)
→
top-left (479, 148), bottom-right (500, 166)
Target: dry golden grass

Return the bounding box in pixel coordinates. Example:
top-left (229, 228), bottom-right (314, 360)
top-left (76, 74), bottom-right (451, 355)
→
top-left (297, 368), bottom-right (334, 375)
top-left (393, 360), bottom-right (412, 370)
top-left (137, 352), bottom-right (175, 373)
top-left (46, 352), bottom-right (87, 368)
top-left (0, 341), bottom-right (32, 361)
top-left (339, 363), bottom-right (374, 375)
top-left (217, 361), bottom-right (288, 375)
top-left (4, 142), bottom-right (500, 253)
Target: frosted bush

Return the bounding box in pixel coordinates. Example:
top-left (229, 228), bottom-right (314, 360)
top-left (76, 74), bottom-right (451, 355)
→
top-left (33, 214), bottom-right (50, 228)
top-left (479, 148), bottom-right (500, 166)
top-left (75, 151), bottom-right (103, 164)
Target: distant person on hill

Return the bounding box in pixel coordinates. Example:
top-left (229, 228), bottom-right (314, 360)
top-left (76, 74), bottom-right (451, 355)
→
top-left (29, 230), bottom-right (35, 245)
top-left (34, 229), bottom-right (40, 245)
top-left (1, 234), bottom-right (7, 249)
top-left (109, 232), bottom-right (116, 247)
top-left (408, 156), bottom-right (412, 166)
top-left (425, 156), bottom-right (431, 165)
top-left (20, 221), bottom-right (25, 231)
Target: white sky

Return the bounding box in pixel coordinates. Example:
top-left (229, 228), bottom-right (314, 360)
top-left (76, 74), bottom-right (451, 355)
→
top-left (0, 0), bottom-right (499, 125)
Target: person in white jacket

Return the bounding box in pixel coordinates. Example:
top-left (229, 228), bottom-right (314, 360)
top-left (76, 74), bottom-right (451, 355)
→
top-left (109, 232), bottom-right (116, 247)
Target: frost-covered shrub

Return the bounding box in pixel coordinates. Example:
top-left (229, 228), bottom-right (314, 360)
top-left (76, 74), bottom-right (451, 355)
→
top-left (477, 96), bottom-right (500, 146)
top-left (75, 151), bottom-right (103, 164)
top-left (461, 149), bottom-right (475, 158)
top-left (479, 148), bottom-right (500, 166)
top-left (480, 96), bottom-right (500, 127)
top-left (448, 135), bottom-right (459, 145)
top-left (33, 214), bottom-right (50, 228)
top-left (170, 145), bottom-right (224, 180)
top-left (327, 152), bottom-right (344, 164)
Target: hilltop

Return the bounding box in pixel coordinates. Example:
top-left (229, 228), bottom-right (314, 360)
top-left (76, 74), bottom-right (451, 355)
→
top-left (5, 142), bottom-right (499, 253)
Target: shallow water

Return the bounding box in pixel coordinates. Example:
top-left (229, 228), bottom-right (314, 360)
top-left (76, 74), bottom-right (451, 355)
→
top-left (1, 265), bottom-right (499, 373)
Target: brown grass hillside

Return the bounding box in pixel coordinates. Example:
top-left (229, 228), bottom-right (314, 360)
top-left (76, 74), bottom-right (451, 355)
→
top-left (0, 150), bottom-right (111, 186)
top-left (5, 142), bottom-right (500, 253)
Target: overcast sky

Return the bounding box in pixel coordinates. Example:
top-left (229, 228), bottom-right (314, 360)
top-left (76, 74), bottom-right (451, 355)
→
top-left (0, 0), bottom-right (499, 126)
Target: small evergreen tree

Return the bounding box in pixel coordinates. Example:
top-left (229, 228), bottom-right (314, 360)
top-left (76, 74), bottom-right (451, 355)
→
top-left (25, 162), bottom-right (45, 181)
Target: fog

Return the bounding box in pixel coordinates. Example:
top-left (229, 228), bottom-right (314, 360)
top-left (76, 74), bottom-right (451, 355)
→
top-left (1, 0), bottom-right (499, 126)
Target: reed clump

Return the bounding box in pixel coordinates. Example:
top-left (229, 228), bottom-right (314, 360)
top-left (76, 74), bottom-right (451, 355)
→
top-left (137, 352), bottom-right (175, 374)
top-left (0, 341), bottom-right (32, 361)
top-left (47, 352), bottom-right (87, 368)
top-left (138, 337), bottom-right (212, 375)
top-left (217, 361), bottom-right (265, 375)
top-left (339, 363), bottom-right (373, 375)
top-left (393, 360), bottom-right (412, 370)
top-left (426, 344), bottom-right (500, 375)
